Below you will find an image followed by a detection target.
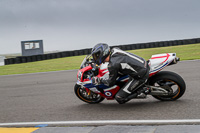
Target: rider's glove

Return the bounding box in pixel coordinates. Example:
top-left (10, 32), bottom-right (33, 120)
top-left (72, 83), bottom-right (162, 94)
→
top-left (92, 77), bottom-right (101, 85)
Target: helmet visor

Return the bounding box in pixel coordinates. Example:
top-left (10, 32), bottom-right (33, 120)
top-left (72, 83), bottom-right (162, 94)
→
top-left (92, 51), bottom-right (100, 61)
top-left (92, 51), bottom-right (102, 65)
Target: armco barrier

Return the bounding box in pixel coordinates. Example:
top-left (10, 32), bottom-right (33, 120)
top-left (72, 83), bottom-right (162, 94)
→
top-left (4, 37), bottom-right (200, 65)
top-left (46, 54), bottom-right (52, 60)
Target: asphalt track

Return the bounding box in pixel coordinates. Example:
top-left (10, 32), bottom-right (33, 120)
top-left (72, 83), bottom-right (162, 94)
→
top-left (0, 60), bottom-right (200, 125)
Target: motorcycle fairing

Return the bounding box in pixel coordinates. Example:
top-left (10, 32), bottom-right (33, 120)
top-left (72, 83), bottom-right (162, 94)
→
top-left (148, 53), bottom-right (176, 77)
top-left (77, 63), bottom-right (129, 99)
top-left (77, 75), bottom-right (129, 99)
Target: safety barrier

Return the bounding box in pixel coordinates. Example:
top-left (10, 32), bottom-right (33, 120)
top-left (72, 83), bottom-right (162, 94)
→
top-left (4, 38), bottom-right (200, 65)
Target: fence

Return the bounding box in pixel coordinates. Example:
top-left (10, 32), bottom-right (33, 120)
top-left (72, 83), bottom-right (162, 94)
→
top-left (4, 38), bottom-right (200, 65)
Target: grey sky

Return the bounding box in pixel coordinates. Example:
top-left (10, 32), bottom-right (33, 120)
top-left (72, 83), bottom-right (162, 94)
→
top-left (1, 0), bottom-right (200, 54)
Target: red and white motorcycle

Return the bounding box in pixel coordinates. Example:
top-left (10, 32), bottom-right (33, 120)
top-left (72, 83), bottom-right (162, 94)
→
top-left (74, 53), bottom-right (186, 104)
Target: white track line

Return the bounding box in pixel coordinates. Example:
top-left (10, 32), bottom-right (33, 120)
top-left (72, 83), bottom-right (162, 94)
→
top-left (1, 119), bottom-right (200, 126)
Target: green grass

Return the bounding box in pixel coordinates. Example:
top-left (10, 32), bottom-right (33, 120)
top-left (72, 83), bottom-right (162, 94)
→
top-left (0, 44), bottom-right (200, 75)
top-left (127, 43), bottom-right (200, 60)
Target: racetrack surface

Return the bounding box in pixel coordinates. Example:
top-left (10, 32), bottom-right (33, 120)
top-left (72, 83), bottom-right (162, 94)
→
top-left (0, 60), bottom-right (200, 123)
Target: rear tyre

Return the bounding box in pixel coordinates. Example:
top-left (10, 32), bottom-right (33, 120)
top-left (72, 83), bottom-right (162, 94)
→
top-left (74, 84), bottom-right (105, 104)
top-left (148, 71), bottom-right (186, 101)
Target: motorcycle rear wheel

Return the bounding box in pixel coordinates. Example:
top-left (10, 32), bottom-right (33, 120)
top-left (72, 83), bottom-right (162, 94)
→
top-left (148, 71), bottom-right (186, 101)
top-left (74, 84), bottom-right (105, 104)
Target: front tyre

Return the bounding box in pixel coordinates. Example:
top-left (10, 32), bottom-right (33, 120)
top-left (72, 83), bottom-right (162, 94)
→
top-left (148, 71), bottom-right (186, 101)
top-left (74, 84), bottom-right (105, 104)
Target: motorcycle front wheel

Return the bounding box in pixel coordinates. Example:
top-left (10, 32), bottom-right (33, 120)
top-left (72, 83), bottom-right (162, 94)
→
top-left (74, 84), bottom-right (105, 104)
top-left (148, 71), bottom-right (186, 101)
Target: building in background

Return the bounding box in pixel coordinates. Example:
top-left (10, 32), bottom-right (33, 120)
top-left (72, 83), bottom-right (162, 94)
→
top-left (0, 56), bottom-right (5, 66)
top-left (21, 40), bottom-right (44, 56)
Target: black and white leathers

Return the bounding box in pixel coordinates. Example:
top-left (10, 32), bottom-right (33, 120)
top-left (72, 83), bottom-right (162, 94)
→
top-left (101, 48), bottom-right (148, 87)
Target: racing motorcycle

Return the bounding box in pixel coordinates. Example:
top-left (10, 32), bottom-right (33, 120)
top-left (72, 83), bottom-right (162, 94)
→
top-left (74, 52), bottom-right (186, 104)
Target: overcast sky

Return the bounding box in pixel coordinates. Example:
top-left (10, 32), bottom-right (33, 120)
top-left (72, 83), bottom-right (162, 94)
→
top-left (0, 0), bottom-right (200, 54)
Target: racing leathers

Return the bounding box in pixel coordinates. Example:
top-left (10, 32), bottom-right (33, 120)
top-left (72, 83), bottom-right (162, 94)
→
top-left (101, 48), bottom-right (149, 103)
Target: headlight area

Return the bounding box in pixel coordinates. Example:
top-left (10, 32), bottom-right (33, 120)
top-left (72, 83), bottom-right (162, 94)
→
top-left (78, 71), bottom-right (83, 81)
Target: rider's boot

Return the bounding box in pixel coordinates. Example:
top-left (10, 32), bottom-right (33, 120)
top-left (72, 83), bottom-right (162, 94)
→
top-left (115, 76), bottom-right (151, 104)
top-left (115, 86), bottom-right (151, 104)
top-left (135, 86), bottom-right (151, 98)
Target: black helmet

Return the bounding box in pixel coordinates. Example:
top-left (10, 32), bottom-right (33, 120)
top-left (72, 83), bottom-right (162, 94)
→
top-left (91, 43), bottom-right (110, 65)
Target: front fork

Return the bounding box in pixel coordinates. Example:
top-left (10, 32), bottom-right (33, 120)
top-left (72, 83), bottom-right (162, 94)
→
top-left (85, 87), bottom-right (91, 95)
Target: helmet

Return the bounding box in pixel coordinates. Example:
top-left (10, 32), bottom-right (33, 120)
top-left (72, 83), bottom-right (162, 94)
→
top-left (91, 43), bottom-right (110, 65)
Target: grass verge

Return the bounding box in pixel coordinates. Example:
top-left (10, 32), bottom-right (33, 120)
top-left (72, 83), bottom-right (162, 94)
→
top-left (0, 44), bottom-right (200, 75)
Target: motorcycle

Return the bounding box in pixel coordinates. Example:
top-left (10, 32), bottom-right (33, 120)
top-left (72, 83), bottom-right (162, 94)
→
top-left (74, 52), bottom-right (186, 104)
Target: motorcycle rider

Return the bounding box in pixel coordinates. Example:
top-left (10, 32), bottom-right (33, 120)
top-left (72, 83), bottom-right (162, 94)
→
top-left (91, 43), bottom-right (150, 104)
